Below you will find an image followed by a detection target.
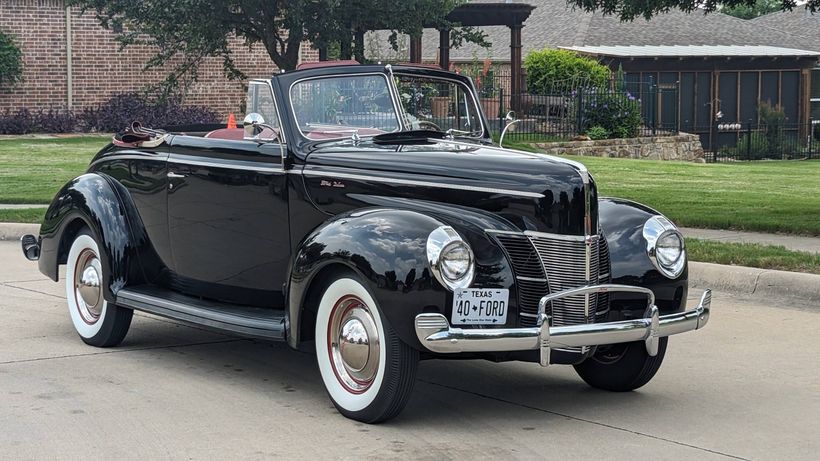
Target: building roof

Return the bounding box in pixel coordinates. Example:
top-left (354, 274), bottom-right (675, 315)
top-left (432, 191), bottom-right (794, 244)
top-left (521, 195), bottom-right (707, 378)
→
top-left (366, 0), bottom-right (808, 63)
top-left (752, 8), bottom-right (820, 52)
top-left (561, 45), bottom-right (820, 58)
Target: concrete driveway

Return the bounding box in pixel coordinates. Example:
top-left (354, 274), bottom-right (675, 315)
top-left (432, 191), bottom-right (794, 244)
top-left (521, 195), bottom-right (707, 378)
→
top-left (1, 240), bottom-right (818, 460)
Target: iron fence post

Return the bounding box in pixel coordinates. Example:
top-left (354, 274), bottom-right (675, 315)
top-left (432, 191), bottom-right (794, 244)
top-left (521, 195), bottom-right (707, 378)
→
top-left (746, 122), bottom-right (752, 161)
top-left (499, 87), bottom-right (505, 135)
top-left (576, 90), bottom-right (583, 136)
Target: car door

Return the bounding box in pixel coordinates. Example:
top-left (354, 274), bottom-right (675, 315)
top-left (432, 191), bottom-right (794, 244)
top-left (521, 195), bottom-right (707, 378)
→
top-left (165, 81), bottom-right (289, 308)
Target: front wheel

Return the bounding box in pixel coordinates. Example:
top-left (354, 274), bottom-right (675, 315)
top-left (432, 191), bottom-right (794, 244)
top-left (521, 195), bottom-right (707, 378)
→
top-left (65, 229), bottom-right (133, 347)
top-left (315, 275), bottom-right (418, 423)
top-left (573, 337), bottom-right (668, 392)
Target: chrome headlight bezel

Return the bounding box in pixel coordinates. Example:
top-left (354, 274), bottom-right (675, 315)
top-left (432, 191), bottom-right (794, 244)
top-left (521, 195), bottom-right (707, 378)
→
top-left (426, 226), bottom-right (475, 291)
top-left (642, 216), bottom-right (686, 279)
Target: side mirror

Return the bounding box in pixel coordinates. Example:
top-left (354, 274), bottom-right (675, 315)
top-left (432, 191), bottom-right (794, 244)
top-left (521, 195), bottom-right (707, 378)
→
top-left (243, 113), bottom-right (276, 142)
top-left (499, 111), bottom-right (521, 148)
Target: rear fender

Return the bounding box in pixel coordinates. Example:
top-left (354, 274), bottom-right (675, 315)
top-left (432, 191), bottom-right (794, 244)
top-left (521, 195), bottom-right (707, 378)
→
top-left (38, 173), bottom-right (156, 302)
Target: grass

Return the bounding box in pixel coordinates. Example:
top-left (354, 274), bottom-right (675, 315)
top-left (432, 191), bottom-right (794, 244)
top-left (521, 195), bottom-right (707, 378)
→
top-left (1, 135), bottom-right (819, 236)
top-left (571, 156), bottom-right (820, 236)
top-left (688, 239), bottom-right (820, 275)
top-left (0, 208), bottom-right (46, 224)
top-left (0, 136), bottom-right (109, 204)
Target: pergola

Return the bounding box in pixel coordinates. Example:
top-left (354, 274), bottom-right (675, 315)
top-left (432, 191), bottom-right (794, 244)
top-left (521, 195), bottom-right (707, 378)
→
top-left (412, 2), bottom-right (536, 111)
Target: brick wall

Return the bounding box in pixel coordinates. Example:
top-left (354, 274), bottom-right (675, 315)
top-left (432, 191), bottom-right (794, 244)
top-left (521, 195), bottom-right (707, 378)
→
top-left (0, 0), bottom-right (318, 118)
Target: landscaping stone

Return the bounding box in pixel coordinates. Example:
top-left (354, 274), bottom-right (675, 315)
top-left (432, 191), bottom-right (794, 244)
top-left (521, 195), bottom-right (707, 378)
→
top-left (535, 133), bottom-right (704, 161)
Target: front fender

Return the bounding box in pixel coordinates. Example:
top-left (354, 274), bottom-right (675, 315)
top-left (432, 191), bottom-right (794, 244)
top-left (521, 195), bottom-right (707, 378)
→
top-left (38, 173), bottom-right (153, 302)
top-left (599, 198), bottom-right (688, 316)
top-left (287, 208), bottom-right (447, 349)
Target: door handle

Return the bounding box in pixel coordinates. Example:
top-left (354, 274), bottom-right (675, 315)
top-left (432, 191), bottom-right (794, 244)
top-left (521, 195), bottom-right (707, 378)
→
top-left (167, 172), bottom-right (186, 179)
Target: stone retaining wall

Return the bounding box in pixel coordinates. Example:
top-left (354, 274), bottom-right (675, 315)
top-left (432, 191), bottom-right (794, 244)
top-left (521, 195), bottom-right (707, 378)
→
top-left (534, 133), bottom-right (705, 162)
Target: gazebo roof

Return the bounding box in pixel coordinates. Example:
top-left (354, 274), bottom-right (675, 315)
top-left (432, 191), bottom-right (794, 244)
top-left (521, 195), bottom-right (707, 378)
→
top-left (441, 2), bottom-right (536, 27)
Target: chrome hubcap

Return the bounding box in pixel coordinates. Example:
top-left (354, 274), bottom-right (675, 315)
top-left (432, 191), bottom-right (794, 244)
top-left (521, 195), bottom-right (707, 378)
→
top-left (74, 249), bottom-right (102, 323)
top-left (329, 296), bottom-right (380, 393)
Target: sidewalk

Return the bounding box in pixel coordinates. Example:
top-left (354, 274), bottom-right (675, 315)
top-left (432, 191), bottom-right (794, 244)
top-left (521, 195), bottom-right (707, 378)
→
top-left (0, 204), bottom-right (47, 209)
top-left (681, 227), bottom-right (820, 254)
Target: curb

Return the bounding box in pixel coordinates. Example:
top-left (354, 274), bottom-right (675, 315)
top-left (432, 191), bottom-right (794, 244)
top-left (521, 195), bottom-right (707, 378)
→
top-left (0, 223), bottom-right (40, 241)
top-left (689, 261), bottom-right (820, 304)
top-left (0, 223), bottom-right (817, 303)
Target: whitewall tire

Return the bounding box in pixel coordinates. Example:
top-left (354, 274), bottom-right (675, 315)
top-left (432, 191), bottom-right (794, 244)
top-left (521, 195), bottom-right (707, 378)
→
top-left (315, 276), bottom-right (418, 423)
top-left (65, 229), bottom-right (133, 347)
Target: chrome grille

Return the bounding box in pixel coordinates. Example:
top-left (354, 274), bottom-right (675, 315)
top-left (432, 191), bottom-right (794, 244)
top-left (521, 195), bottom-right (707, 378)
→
top-left (529, 235), bottom-right (599, 326)
top-left (493, 232), bottom-right (612, 329)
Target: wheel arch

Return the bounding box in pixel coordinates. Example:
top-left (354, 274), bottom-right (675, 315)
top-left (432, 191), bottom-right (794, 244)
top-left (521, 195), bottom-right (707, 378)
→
top-left (37, 173), bottom-right (157, 303)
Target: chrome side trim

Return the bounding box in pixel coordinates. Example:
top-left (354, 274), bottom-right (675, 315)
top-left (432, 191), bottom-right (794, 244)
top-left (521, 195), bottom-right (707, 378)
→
top-left (168, 154), bottom-right (282, 173)
top-left (301, 170), bottom-right (545, 198)
top-left (415, 289), bottom-right (712, 366)
top-left (485, 229), bottom-right (589, 241)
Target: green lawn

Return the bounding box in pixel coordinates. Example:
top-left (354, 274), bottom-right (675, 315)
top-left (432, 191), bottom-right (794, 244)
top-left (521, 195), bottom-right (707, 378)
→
top-left (572, 156), bottom-right (820, 236)
top-left (0, 136), bottom-right (109, 204)
top-left (687, 239), bottom-right (820, 275)
top-left (1, 135), bottom-right (819, 236)
top-left (0, 208), bottom-right (46, 223)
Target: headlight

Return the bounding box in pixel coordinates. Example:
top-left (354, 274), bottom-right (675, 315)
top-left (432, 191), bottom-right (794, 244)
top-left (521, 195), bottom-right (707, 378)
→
top-left (642, 216), bottom-right (686, 278)
top-left (426, 226), bottom-right (475, 290)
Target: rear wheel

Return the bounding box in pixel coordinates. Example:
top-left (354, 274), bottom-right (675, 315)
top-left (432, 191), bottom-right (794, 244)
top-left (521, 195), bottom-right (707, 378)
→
top-left (315, 275), bottom-right (418, 423)
top-left (65, 229), bottom-right (133, 347)
top-left (573, 337), bottom-right (668, 392)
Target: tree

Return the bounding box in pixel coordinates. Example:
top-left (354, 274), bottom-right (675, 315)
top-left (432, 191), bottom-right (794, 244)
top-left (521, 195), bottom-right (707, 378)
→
top-left (569, 0), bottom-right (816, 20)
top-left (722, 0), bottom-right (782, 19)
top-left (0, 29), bottom-right (23, 88)
top-left (72, 0), bottom-right (485, 92)
top-left (523, 49), bottom-right (611, 92)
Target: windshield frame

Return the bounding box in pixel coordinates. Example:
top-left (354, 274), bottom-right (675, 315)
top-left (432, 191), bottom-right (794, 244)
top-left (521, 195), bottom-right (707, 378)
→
top-left (288, 72), bottom-right (404, 141)
top-left (393, 71), bottom-right (486, 140)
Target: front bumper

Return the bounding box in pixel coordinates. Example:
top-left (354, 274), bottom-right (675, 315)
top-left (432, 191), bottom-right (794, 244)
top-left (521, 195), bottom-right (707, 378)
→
top-left (415, 284), bottom-right (711, 366)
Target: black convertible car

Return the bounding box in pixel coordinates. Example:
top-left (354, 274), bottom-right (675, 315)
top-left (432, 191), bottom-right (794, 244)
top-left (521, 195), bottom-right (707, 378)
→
top-left (21, 63), bottom-right (710, 423)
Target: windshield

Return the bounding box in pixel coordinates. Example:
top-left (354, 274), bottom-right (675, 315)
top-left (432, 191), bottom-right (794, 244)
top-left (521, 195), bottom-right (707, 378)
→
top-left (289, 71), bottom-right (483, 141)
top-left (394, 74), bottom-right (482, 136)
top-left (290, 74), bottom-right (400, 140)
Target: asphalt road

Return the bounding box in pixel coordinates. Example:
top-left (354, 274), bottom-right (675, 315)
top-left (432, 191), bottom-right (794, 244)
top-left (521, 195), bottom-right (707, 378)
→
top-left (1, 240), bottom-right (818, 460)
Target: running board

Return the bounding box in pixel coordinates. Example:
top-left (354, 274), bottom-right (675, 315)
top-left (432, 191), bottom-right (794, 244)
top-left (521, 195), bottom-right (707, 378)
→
top-left (116, 286), bottom-right (286, 340)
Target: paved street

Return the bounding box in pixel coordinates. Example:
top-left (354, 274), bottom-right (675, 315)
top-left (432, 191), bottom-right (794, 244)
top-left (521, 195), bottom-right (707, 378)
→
top-left (1, 241), bottom-right (818, 460)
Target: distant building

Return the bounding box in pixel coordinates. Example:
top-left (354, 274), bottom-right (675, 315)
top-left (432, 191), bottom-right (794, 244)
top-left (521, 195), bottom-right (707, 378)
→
top-left (0, 0), bottom-right (317, 116)
top-left (369, 0), bottom-right (820, 148)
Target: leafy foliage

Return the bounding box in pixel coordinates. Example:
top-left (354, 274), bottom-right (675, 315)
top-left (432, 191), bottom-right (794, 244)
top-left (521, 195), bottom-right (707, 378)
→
top-left (759, 101), bottom-right (786, 154)
top-left (569, 0), bottom-right (815, 21)
top-left (0, 109), bottom-right (76, 134)
top-left (79, 93), bottom-right (220, 132)
top-left (523, 49), bottom-right (610, 94)
top-left (585, 125), bottom-right (609, 140)
top-left (0, 30), bottom-right (23, 87)
top-left (576, 89), bottom-right (642, 138)
top-left (71, 0), bottom-right (485, 92)
top-left (0, 94), bottom-right (219, 134)
top-left (722, 0), bottom-right (782, 19)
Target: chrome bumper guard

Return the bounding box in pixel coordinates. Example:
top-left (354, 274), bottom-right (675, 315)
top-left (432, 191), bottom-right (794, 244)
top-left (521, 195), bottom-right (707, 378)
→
top-left (415, 284), bottom-right (711, 367)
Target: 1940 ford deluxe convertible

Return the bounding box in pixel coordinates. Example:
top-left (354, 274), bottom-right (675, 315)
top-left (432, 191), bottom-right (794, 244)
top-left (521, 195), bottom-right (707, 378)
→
top-left (21, 63), bottom-right (710, 423)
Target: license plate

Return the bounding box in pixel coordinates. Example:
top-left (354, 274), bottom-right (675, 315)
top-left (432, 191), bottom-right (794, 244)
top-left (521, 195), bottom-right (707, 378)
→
top-left (451, 289), bottom-right (509, 325)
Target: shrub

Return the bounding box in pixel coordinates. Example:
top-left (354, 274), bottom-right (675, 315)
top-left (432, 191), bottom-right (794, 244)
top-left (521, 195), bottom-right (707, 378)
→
top-left (586, 125), bottom-right (609, 140)
top-left (733, 132), bottom-right (770, 160)
top-left (576, 89), bottom-right (641, 139)
top-left (758, 101), bottom-right (786, 154)
top-left (0, 30), bottom-right (23, 88)
top-left (0, 108), bottom-right (76, 134)
top-left (524, 49), bottom-right (610, 94)
top-left (80, 93), bottom-right (220, 132)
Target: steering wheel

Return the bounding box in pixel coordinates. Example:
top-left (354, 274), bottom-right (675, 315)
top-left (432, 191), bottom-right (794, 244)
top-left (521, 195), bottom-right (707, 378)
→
top-left (416, 120), bottom-right (443, 132)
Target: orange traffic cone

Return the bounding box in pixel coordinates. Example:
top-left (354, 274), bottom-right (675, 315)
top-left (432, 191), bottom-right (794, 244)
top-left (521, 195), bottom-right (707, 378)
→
top-left (227, 113), bottom-right (237, 129)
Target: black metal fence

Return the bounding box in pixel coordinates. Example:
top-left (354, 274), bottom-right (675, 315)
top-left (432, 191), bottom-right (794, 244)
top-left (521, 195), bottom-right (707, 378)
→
top-left (463, 68), bottom-right (679, 142)
top-left (707, 122), bottom-right (820, 162)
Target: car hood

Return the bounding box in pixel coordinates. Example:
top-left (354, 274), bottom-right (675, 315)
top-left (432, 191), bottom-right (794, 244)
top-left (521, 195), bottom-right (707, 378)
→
top-left (302, 139), bottom-right (595, 236)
